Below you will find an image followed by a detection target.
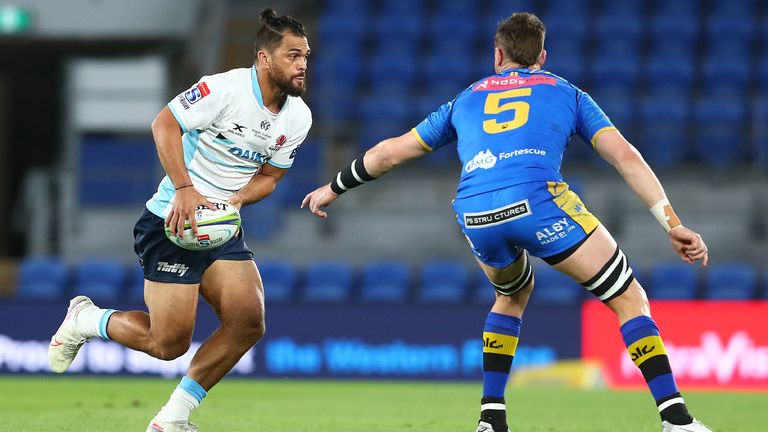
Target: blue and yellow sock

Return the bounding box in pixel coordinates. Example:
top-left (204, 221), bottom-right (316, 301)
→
top-left (481, 312), bottom-right (521, 430)
top-left (621, 315), bottom-right (692, 425)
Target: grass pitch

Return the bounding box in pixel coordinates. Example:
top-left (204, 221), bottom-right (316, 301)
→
top-left (0, 376), bottom-right (765, 431)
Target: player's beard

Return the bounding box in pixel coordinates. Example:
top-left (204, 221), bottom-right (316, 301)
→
top-left (270, 67), bottom-right (306, 97)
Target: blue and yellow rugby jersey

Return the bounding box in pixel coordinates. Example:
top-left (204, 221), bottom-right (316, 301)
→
top-left (412, 68), bottom-right (616, 198)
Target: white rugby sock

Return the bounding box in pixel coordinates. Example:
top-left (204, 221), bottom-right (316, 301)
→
top-left (155, 387), bottom-right (201, 422)
top-left (75, 304), bottom-right (115, 340)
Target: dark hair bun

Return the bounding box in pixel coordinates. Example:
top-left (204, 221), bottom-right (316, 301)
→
top-left (260, 8), bottom-right (278, 25)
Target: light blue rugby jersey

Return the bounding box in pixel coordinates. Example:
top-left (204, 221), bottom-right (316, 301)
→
top-left (412, 68), bottom-right (616, 198)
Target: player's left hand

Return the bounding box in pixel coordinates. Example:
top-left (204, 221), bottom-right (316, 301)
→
top-left (301, 184), bottom-right (339, 218)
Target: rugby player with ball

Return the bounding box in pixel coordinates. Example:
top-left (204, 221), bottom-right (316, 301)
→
top-left (48, 9), bottom-right (311, 432)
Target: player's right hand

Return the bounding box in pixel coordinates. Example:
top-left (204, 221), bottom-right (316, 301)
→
top-left (165, 187), bottom-right (216, 237)
top-left (300, 184), bottom-right (339, 218)
top-left (668, 226), bottom-right (709, 267)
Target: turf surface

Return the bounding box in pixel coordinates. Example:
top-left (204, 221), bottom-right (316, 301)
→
top-left (0, 377), bottom-right (764, 431)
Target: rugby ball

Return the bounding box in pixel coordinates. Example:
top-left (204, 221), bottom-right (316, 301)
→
top-left (164, 199), bottom-right (241, 251)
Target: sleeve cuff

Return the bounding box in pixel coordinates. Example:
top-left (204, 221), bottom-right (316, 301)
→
top-left (411, 128), bottom-right (433, 152)
top-left (267, 160), bottom-right (292, 169)
top-left (590, 126), bottom-right (618, 147)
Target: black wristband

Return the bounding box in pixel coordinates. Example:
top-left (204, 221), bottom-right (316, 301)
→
top-left (330, 157), bottom-right (377, 195)
top-left (175, 184), bottom-right (193, 191)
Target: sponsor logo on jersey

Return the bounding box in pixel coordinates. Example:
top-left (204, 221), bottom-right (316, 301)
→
top-left (177, 94), bottom-right (190, 110)
top-left (184, 82), bottom-right (210, 104)
top-left (269, 134), bottom-right (289, 152)
top-left (228, 147), bottom-right (270, 163)
top-left (473, 75), bottom-right (556, 91)
top-left (289, 145), bottom-right (300, 159)
top-left (156, 261), bottom-right (190, 277)
top-left (465, 149), bottom-right (497, 173)
top-left (228, 123), bottom-right (248, 138)
top-left (463, 200), bottom-right (531, 228)
top-left (260, 120), bottom-right (271, 130)
top-left (536, 217), bottom-right (577, 244)
top-left (499, 148), bottom-right (547, 159)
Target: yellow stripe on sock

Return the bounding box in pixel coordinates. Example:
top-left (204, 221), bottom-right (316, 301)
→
top-left (627, 335), bottom-right (667, 367)
top-left (483, 332), bottom-right (519, 356)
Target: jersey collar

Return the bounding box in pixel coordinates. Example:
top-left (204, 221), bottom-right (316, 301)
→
top-left (251, 66), bottom-right (264, 107)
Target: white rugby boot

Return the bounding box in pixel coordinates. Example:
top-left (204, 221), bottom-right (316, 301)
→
top-left (48, 295), bottom-right (98, 373)
top-left (146, 419), bottom-right (199, 432)
top-left (662, 419), bottom-right (713, 432)
top-left (476, 421), bottom-right (509, 432)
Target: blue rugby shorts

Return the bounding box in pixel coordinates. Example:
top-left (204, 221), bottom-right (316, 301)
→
top-left (133, 207), bottom-right (254, 284)
top-left (452, 181), bottom-right (600, 268)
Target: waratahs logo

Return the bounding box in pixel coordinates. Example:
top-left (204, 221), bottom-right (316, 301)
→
top-left (464, 149), bottom-right (497, 173)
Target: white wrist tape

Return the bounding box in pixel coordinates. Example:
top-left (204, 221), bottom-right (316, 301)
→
top-left (650, 198), bottom-right (682, 233)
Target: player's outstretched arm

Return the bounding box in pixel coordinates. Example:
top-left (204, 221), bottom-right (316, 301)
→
top-left (301, 131), bottom-right (429, 218)
top-left (593, 130), bottom-right (708, 266)
top-left (151, 106), bottom-right (214, 236)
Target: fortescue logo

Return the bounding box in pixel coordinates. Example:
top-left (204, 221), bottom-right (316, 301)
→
top-left (157, 261), bottom-right (190, 277)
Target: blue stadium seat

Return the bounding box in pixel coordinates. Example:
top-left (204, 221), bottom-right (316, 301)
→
top-left (704, 263), bottom-right (758, 300)
top-left (647, 263), bottom-right (699, 299)
top-left (594, 14), bottom-right (643, 44)
top-left (259, 261), bottom-right (297, 304)
top-left (693, 90), bottom-right (748, 167)
top-left (359, 89), bottom-right (414, 130)
top-left (73, 259), bottom-right (126, 301)
top-left (756, 57), bottom-right (768, 93)
top-left (542, 14), bottom-right (589, 43)
top-left (486, 0), bottom-right (538, 25)
top-left (317, 14), bottom-right (368, 43)
top-left (368, 54), bottom-right (419, 88)
top-left (79, 136), bottom-right (157, 207)
top-left (705, 16), bottom-right (755, 44)
top-left (650, 15), bottom-right (701, 44)
top-left (652, 0), bottom-right (702, 19)
top-left (359, 261), bottom-right (411, 303)
top-left (17, 257), bottom-right (69, 300)
top-left (753, 96), bottom-right (768, 165)
top-left (422, 52), bottom-right (475, 92)
top-left (531, 265), bottom-right (582, 305)
top-left (590, 40), bottom-right (641, 88)
top-left (541, 0), bottom-right (590, 17)
top-left (373, 14), bottom-right (422, 41)
top-left (427, 15), bottom-right (478, 42)
top-left (644, 60), bottom-right (696, 89)
top-left (303, 261), bottom-right (354, 303)
top-left (324, 0), bottom-right (369, 16)
top-left (418, 261), bottom-right (470, 304)
top-left (589, 86), bottom-right (637, 132)
top-left (701, 53), bottom-right (751, 92)
top-left (544, 38), bottom-right (586, 84)
top-left (709, 0), bottom-right (758, 18)
top-left (435, 0), bottom-right (477, 18)
top-left (377, 0), bottom-right (425, 16)
top-left (637, 89), bottom-right (691, 166)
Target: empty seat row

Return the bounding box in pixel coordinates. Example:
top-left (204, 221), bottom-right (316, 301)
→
top-left (11, 257), bottom-right (768, 304)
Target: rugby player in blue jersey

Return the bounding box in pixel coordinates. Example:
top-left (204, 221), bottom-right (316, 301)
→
top-left (303, 12), bottom-right (711, 432)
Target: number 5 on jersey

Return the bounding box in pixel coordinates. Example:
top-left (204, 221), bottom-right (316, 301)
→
top-left (483, 88), bottom-right (532, 134)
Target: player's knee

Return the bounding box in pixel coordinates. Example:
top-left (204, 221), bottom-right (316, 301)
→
top-left (152, 333), bottom-right (192, 360)
top-left (236, 314), bottom-right (266, 345)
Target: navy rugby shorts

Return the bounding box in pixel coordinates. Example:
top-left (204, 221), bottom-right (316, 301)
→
top-left (452, 181), bottom-right (600, 267)
top-left (133, 207), bottom-right (254, 284)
